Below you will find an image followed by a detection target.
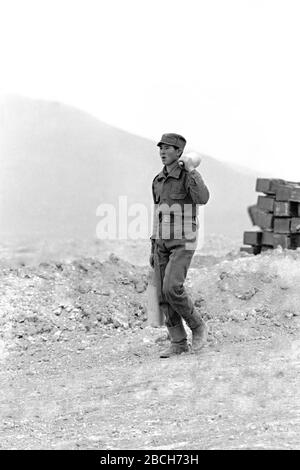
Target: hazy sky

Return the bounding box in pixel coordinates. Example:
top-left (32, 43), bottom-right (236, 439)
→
top-left (1, 0), bottom-right (300, 179)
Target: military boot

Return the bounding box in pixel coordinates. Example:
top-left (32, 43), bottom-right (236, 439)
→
top-left (159, 323), bottom-right (189, 358)
top-left (183, 308), bottom-right (208, 352)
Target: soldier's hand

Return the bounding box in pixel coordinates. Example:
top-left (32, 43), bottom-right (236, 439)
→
top-left (149, 254), bottom-right (154, 268)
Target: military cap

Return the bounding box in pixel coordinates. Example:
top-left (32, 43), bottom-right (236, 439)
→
top-left (157, 133), bottom-right (187, 151)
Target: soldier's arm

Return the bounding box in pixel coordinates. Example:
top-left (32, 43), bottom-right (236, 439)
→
top-left (185, 170), bottom-right (210, 205)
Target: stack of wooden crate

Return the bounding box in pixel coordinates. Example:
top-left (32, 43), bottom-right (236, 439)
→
top-left (241, 178), bottom-right (300, 254)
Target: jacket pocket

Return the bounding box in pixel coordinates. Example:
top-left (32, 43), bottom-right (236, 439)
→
top-left (170, 192), bottom-right (187, 199)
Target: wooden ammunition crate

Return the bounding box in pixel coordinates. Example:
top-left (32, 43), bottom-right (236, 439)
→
top-left (248, 206), bottom-right (273, 230)
top-left (273, 218), bottom-right (291, 234)
top-left (240, 246), bottom-right (261, 255)
top-left (243, 231), bottom-right (263, 246)
top-left (257, 195), bottom-right (275, 212)
top-left (290, 218), bottom-right (300, 233)
top-left (262, 231), bottom-right (274, 246)
top-left (256, 178), bottom-right (285, 195)
top-left (273, 201), bottom-right (299, 217)
top-left (273, 234), bottom-right (292, 249)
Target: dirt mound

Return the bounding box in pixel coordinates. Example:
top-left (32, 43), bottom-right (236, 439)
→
top-left (0, 253), bottom-right (149, 356)
top-left (188, 247), bottom-right (300, 343)
top-left (1, 246), bottom-right (300, 358)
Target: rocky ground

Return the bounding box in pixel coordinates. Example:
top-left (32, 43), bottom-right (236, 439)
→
top-left (0, 238), bottom-right (299, 449)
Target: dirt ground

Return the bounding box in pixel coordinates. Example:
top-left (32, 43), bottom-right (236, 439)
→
top-left (1, 329), bottom-right (299, 450)
top-left (0, 239), bottom-right (300, 450)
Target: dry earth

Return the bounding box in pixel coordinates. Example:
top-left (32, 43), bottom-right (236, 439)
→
top-left (0, 239), bottom-right (299, 450)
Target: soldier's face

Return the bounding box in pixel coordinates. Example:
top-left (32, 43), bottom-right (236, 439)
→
top-left (159, 144), bottom-right (181, 166)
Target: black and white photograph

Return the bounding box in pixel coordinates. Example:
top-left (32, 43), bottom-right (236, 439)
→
top-left (0, 0), bottom-right (299, 453)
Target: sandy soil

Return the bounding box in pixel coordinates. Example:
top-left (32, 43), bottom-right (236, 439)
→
top-left (1, 329), bottom-right (299, 450)
top-left (0, 238), bottom-right (299, 450)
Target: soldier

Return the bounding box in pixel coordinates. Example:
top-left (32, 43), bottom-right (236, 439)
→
top-left (150, 133), bottom-right (210, 358)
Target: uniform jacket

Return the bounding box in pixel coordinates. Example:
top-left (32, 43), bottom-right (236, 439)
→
top-left (151, 161), bottom-right (209, 240)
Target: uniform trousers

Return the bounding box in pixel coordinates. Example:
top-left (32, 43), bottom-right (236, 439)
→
top-left (153, 238), bottom-right (196, 327)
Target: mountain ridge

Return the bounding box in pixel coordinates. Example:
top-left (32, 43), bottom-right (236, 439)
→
top-left (0, 95), bottom-right (257, 243)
